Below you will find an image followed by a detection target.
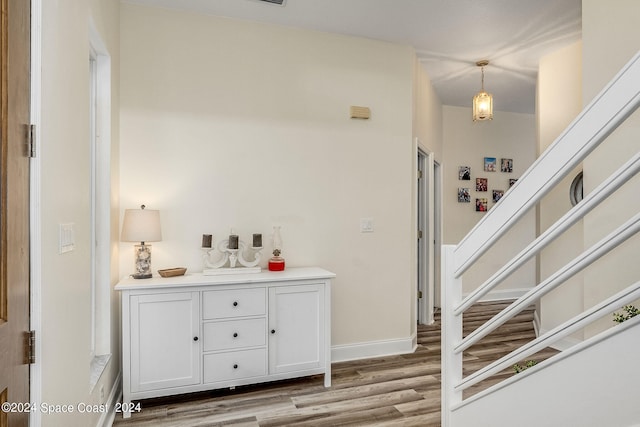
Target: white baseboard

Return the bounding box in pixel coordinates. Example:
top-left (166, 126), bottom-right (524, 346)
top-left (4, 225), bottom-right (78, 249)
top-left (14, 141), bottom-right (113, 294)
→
top-left (533, 309), bottom-right (541, 337)
top-left (99, 373), bottom-right (122, 427)
top-left (331, 289), bottom-right (530, 364)
top-left (331, 333), bottom-right (417, 363)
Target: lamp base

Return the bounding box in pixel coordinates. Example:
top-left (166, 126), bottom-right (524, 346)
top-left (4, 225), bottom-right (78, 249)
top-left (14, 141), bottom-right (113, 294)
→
top-left (133, 243), bottom-right (153, 279)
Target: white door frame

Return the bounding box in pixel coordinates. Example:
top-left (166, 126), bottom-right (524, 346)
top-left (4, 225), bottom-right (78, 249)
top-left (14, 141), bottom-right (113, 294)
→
top-left (417, 141), bottom-right (442, 325)
top-left (30, 0), bottom-right (43, 425)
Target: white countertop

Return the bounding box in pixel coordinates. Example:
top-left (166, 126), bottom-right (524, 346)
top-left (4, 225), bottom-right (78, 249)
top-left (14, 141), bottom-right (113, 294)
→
top-left (115, 266), bottom-right (336, 291)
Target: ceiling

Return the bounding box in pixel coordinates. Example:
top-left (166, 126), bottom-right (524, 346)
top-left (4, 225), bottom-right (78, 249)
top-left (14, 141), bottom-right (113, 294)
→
top-left (124, 0), bottom-right (582, 114)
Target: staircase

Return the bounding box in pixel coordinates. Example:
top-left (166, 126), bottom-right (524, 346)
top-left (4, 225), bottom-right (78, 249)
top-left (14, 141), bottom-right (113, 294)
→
top-left (441, 50), bottom-right (640, 426)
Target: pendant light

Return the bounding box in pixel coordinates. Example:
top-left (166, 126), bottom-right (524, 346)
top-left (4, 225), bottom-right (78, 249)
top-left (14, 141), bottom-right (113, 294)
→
top-left (472, 60), bottom-right (493, 121)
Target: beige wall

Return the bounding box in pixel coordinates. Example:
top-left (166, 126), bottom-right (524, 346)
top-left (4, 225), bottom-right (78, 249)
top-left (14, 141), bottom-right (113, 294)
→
top-left (40, 0), bottom-right (120, 426)
top-left (582, 0), bottom-right (640, 337)
top-left (442, 106), bottom-right (537, 295)
top-left (119, 3), bottom-right (427, 351)
top-left (536, 41), bottom-right (584, 343)
top-left (413, 60), bottom-right (444, 163)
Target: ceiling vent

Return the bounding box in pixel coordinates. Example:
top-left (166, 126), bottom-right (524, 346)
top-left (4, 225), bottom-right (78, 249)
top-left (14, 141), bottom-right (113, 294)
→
top-left (258, 0), bottom-right (286, 5)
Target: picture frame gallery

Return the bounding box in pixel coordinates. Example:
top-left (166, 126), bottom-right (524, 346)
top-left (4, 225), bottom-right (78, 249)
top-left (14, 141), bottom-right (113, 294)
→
top-left (458, 157), bottom-right (515, 211)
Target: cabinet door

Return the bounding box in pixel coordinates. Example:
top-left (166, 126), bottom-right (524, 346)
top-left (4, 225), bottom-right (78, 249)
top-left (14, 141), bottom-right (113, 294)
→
top-left (269, 284), bottom-right (325, 374)
top-left (130, 292), bottom-right (200, 392)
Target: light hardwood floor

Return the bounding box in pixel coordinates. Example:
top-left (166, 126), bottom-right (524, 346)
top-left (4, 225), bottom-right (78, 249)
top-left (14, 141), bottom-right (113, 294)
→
top-left (113, 302), bottom-right (557, 427)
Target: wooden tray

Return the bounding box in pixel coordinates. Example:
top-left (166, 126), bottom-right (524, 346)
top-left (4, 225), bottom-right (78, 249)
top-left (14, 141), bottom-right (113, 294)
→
top-left (158, 267), bottom-right (187, 277)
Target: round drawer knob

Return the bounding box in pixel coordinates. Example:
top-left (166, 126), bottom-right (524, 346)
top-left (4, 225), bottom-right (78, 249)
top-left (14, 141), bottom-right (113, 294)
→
top-left (233, 301), bottom-right (238, 307)
top-left (233, 332), bottom-right (238, 338)
top-left (233, 364), bottom-right (238, 369)
top-left (271, 329), bottom-right (276, 334)
top-left (193, 336), bottom-right (199, 341)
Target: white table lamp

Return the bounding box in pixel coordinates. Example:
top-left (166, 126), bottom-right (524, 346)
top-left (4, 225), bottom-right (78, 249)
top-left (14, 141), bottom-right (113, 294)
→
top-left (121, 204), bottom-right (162, 279)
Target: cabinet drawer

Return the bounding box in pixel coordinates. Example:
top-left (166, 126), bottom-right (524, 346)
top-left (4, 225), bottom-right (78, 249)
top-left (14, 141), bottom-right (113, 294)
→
top-left (203, 318), bottom-right (266, 352)
top-left (202, 288), bottom-right (266, 319)
top-left (203, 348), bottom-right (267, 384)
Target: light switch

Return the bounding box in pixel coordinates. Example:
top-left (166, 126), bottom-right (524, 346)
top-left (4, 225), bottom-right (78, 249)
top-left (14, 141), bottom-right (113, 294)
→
top-left (360, 218), bottom-right (374, 233)
top-left (59, 223), bottom-right (75, 254)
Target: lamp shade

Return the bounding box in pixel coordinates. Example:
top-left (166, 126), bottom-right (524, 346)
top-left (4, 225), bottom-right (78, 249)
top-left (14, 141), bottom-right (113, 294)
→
top-left (472, 59), bottom-right (493, 122)
top-left (473, 90), bottom-right (493, 121)
top-left (121, 206), bottom-right (162, 243)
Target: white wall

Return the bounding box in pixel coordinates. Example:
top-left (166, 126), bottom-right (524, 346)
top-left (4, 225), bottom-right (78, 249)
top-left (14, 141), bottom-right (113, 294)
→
top-left (39, 0), bottom-right (120, 425)
top-left (443, 106), bottom-right (537, 296)
top-left (119, 3), bottom-right (422, 353)
top-left (582, 0), bottom-right (640, 338)
top-left (536, 41), bottom-right (584, 345)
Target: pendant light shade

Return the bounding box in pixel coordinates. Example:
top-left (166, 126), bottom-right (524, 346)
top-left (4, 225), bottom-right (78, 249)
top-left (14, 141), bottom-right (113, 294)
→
top-left (472, 60), bottom-right (493, 121)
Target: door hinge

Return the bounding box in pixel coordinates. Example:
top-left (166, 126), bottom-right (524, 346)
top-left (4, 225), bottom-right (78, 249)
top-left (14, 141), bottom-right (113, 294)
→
top-left (417, 170), bottom-right (423, 179)
top-left (418, 290), bottom-right (423, 299)
top-left (418, 230), bottom-right (423, 239)
top-left (26, 330), bottom-right (36, 364)
top-left (27, 124), bottom-right (36, 158)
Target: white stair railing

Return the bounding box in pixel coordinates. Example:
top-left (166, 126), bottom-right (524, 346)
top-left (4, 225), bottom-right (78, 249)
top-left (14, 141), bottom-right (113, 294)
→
top-left (441, 49), bottom-right (640, 427)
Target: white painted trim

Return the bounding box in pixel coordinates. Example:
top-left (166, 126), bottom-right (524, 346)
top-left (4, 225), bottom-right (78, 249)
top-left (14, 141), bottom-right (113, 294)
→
top-left (535, 305), bottom-right (582, 351)
top-left (417, 139), bottom-right (441, 325)
top-left (537, 327), bottom-right (582, 351)
top-left (331, 333), bottom-right (417, 363)
top-left (89, 19), bottom-right (113, 360)
top-left (463, 288), bottom-right (531, 302)
top-left (97, 374), bottom-right (122, 427)
top-left (29, 0), bottom-right (43, 426)
top-left (532, 309), bottom-right (541, 337)
top-left (456, 212), bottom-right (640, 355)
top-left (425, 149), bottom-right (435, 325)
top-left (441, 245), bottom-right (462, 427)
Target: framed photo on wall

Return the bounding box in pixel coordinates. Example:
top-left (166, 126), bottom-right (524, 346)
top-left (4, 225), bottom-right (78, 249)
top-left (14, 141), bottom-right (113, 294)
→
top-left (459, 166), bottom-right (471, 180)
top-left (475, 198), bottom-right (488, 212)
top-left (476, 177), bottom-right (488, 192)
top-left (501, 158), bottom-right (513, 173)
top-left (458, 188), bottom-right (471, 203)
top-left (509, 178), bottom-right (518, 188)
top-left (484, 157), bottom-right (497, 172)
top-left (493, 189), bottom-right (504, 203)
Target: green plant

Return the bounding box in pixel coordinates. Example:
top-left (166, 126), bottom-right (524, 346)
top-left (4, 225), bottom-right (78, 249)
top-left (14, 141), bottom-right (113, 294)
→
top-left (513, 360), bottom-right (537, 374)
top-left (613, 305), bottom-right (640, 324)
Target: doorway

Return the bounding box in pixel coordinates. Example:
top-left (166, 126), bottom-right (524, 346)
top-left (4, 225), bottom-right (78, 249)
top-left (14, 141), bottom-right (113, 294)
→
top-left (417, 146), bottom-right (442, 325)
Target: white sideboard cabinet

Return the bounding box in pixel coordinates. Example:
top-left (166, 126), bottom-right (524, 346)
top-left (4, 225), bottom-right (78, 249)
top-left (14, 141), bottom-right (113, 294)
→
top-left (115, 267), bottom-right (334, 419)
